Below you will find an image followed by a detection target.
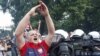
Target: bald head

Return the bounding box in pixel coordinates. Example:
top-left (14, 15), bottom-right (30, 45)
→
top-left (26, 29), bottom-right (41, 43)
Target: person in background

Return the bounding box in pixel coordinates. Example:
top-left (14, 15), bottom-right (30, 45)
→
top-left (11, 33), bottom-right (18, 56)
top-left (6, 36), bottom-right (13, 56)
top-left (0, 39), bottom-right (7, 56)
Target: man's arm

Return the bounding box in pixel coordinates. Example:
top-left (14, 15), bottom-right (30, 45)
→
top-left (38, 1), bottom-right (55, 46)
top-left (15, 5), bottom-right (41, 49)
top-left (45, 14), bottom-right (55, 46)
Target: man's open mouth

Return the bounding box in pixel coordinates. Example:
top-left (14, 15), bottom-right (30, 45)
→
top-left (34, 38), bottom-right (37, 41)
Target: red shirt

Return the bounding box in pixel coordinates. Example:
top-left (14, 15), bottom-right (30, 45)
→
top-left (19, 40), bottom-right (49, 56)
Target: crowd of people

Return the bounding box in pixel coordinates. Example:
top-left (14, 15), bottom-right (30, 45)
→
top-left (0, 35), bottom-right (18, 56)
top-left (0, 0), bottom-right (100, 56)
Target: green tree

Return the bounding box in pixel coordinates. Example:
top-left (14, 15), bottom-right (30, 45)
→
top-left (1, 0), bottom-right (100, 33)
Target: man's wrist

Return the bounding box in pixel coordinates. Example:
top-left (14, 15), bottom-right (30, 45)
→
top-left (27, 11), bottom-right (32, 16)
top-left (44, 13), bottom-right (50, 18)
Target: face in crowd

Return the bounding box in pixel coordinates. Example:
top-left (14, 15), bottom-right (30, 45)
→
top-left (27, 29), bottom-right (41, 44)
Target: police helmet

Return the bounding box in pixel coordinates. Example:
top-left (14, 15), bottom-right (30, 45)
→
top-left (52, 29), bottom-right (69, 42)
top-left (71, 29), bottom-right (85, 39)
top-left (88, 31), bottom-right (100, 41)
top-left (55, 29), bottom-right (68, 39)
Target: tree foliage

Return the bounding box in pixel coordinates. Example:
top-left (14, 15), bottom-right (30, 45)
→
top-left (1, 0), bottom-right (100, 33)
